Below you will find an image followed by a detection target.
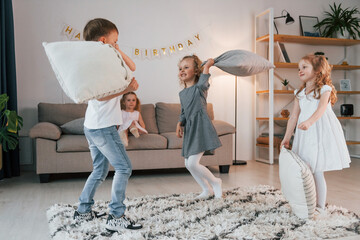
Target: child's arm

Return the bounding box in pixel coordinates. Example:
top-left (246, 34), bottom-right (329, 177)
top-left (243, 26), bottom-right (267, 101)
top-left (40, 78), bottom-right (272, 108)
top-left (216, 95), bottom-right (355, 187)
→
top-left (176, 122), bottom-right (183, 138)
top-left (203, 58), bottom-right (214, 74)
top-left (115, 44), bottom-right (136, 71)
top-left (97, 77), bottom-right (138, 101)
top-left (298, 91), bottom-right (331, 130)
top-left (280, 98), bottom-right (300, 149)
top-left (138, 112), bottom-right (146, 129)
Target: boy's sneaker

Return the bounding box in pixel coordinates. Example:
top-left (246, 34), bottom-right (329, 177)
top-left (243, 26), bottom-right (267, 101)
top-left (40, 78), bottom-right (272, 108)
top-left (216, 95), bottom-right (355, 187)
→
top-left (106, 214), bottom-right (142, 231)
top-left (73, 210), bottom-right (106, 221)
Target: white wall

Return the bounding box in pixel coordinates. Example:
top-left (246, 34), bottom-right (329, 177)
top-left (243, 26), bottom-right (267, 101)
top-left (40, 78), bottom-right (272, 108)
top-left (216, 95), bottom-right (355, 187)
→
top-left (12, 0), bottom-right (360, 165)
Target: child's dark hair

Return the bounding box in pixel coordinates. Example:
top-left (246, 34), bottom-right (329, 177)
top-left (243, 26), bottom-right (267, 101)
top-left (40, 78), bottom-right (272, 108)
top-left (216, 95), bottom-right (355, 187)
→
top-left (178, 55), bottom-right (203, 87)
top-left (120, 92), bottom-right (141, 111)
top-left (83, 18), bottom-right (118, 41)
top-left (296, 54), bottom-right (337, 105)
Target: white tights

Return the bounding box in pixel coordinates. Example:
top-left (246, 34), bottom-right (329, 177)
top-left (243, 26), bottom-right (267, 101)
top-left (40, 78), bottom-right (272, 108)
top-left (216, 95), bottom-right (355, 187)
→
top-left (313, 172), bottom-right (327, 209)
top-left (185, 152), bottom-right (222, 198)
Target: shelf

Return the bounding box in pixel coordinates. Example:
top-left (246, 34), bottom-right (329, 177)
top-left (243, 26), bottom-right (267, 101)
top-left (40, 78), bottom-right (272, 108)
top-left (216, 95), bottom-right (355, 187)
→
top-left (275, 62), bottom-right (360, 70)
top-left (256, 34), bottom-right (360, 46)
top-left (257, 141), bottom-right (360, 147)
top-left (257, 90), bottom-right (360, 95)
top-left (257, 117), bottom-right (360, 120)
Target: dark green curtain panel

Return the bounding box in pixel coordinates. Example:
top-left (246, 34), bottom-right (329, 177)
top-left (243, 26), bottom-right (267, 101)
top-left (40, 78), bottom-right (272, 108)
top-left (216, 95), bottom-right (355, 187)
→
top-left (0, 0), bottom-right (20, 179)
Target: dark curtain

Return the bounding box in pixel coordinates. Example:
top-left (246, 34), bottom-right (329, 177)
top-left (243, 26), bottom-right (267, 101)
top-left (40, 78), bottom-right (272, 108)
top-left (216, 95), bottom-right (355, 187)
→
top-left (0, 0), bottom-right (20, 179)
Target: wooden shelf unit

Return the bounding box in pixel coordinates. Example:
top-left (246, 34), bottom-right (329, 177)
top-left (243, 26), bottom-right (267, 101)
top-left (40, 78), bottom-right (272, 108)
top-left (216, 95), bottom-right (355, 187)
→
top-left (256, 34), bottom-right (360, 46)
top-left (255, 8), bottom-right (360, 164)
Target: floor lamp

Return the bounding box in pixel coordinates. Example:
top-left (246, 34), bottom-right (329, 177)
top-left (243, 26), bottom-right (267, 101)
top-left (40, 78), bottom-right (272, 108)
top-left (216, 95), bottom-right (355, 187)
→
top-left (233, 76), bottom-right (247, 165)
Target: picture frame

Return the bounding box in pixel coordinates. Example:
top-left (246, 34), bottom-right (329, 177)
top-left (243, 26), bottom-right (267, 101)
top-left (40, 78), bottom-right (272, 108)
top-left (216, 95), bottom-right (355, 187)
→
top-left (340, 79), bottom-right (351, 91)
top-left (299, 16), bottom-right (321, 37)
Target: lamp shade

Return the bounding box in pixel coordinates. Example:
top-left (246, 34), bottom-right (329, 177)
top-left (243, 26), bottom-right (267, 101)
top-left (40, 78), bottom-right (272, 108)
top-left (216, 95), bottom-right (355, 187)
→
top-left (285, 13), bottom-right (295, 24)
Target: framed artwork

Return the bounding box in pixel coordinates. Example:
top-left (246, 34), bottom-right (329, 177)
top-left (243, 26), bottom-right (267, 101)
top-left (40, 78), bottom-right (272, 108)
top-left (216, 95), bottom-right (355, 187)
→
top-left (299, 16), bottom-right (321, 37)
top-left (340, 79), bottom-right (351, 91)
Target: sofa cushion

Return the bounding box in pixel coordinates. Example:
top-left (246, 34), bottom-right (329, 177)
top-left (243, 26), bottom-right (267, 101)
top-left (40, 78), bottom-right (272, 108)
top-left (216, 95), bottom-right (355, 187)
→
top-left (212, 120), bottom-right (235, 136)
top-left (140, 104), bottom-right (158, 134)
top-left (57, 135), bottom-right (89, 152)
top-left (161, 132), bottom-right (183, 149)
top-left (29, 122), bottom-right (62, 140)
top-left (38, 103), bottom-right (87, 126)
top-left (126, 134), bottom-right (167, 150)
top-left (60, 118), bottom-right (85, 135)
top-left (156, 102), bottom-right (214, 133)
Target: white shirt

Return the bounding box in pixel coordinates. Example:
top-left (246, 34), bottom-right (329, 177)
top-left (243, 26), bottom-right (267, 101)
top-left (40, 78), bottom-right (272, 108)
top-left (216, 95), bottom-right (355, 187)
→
top-left (84, 96), bottom-right (122, 129)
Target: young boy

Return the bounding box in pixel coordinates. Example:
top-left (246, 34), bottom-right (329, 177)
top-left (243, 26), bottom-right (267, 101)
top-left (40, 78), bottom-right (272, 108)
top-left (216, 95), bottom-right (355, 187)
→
top-left (74, 18), bottom-right (142, 231)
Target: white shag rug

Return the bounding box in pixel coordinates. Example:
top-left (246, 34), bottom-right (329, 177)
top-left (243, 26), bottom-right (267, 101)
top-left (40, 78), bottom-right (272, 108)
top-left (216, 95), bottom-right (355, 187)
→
top-left (47, 185), bottom-right (360, 240)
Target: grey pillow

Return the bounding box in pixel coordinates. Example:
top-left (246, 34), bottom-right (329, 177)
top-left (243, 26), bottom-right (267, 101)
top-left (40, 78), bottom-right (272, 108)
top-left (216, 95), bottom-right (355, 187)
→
top-left (60, 117), bottom-right (85, 135)
top-left (203, 49), bottom-right (275, 76)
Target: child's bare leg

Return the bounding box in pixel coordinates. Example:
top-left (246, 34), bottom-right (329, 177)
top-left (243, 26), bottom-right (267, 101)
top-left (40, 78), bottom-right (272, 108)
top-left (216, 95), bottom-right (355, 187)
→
top-left (129, 122), bottom-right (140, 138)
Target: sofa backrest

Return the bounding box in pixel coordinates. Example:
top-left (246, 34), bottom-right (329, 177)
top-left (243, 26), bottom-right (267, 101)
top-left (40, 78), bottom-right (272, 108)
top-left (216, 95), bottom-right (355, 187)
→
top-left (38, 103), bottom-right (87, 126)
top-left (155, 102), bottom-right (214, 133)
top-left (38, 102), bottom-right (159, 133)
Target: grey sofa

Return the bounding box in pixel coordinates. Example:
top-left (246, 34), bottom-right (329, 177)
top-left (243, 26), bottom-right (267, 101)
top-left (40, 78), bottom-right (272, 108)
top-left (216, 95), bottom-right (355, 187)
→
top-left (29, 102), bottom-right (235, 183)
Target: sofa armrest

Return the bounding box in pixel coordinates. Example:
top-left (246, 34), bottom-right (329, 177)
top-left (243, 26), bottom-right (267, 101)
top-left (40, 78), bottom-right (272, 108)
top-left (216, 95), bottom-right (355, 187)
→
top-left (29, 122), bottom-right (62, 140)
top-left (212, 120), bottom-right (235, 136)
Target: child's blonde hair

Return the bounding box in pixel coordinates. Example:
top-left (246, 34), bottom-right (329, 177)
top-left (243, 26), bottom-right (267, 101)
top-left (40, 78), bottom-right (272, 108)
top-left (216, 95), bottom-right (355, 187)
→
top-left (296, 54), bottom-right (337, 105)
top-left (83, 18), bottom-right (118, 41)
top-left (120, 92), bottom-right (141, 111)
top-left (178, 55), bottom-right (203, 87)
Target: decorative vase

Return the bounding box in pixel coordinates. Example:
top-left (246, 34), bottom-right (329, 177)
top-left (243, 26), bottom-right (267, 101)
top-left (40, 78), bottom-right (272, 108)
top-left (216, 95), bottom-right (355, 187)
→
top-left (336, 29), bottom-right (350, 39)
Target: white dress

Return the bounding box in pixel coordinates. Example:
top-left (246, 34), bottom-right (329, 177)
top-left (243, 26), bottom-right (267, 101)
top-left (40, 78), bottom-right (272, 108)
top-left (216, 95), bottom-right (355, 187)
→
top-left (118, 110), bottom-right (148, 133)
top-left (292, 85), bottom-right (351, 173)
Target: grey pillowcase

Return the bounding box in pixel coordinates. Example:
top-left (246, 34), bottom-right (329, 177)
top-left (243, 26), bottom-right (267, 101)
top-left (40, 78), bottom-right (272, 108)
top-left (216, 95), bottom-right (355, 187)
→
top-left (203, 49), bottom-right (275, 76)
top-left (60, 117), bottom-right (85, 135)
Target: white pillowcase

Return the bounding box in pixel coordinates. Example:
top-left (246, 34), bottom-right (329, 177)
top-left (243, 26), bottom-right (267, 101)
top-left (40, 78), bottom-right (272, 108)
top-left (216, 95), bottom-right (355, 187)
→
top-left (43, 41), bottom-right (132, 103)
top-left (203, 49), bottom-right (275, 76)
top-left (279, 147), bottom-right (316, 219)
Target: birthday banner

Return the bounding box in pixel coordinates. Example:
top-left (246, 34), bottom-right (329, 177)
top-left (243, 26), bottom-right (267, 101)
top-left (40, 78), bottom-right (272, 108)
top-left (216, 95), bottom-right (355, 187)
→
top-left (60, 23), bottom-right (202, 60)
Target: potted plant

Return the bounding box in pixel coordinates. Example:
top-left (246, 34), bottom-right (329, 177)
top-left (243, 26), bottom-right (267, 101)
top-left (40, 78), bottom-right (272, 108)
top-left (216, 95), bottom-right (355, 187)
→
top-left (314, 3), bottom-right (360, 39)
top-left (0, 94), bottom-right (23, 152)
top-left (281, 79), bottom-right (289, 90)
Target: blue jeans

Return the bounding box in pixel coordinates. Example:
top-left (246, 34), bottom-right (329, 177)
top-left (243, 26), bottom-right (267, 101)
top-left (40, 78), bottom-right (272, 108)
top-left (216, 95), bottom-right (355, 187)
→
top-left (78, 126), bottom-right (132, 218)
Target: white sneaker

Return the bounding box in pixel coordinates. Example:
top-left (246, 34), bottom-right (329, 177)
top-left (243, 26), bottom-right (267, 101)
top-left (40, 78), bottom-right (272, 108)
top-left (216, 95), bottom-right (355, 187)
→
top-left (105, 214), bottom-right (142, 231)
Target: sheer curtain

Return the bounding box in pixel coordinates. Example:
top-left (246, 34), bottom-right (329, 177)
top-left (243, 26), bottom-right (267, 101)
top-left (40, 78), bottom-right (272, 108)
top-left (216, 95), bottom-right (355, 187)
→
top-left (0, 0), bottom-right (20, 179)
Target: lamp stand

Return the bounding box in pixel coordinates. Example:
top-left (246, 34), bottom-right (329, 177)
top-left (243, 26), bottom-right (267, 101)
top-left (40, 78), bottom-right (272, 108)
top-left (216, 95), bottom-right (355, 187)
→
top-left (233, 76), bottom-right (247, 165)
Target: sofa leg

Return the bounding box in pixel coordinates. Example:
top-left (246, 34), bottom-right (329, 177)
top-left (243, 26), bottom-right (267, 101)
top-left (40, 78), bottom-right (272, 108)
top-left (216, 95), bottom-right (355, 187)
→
top-left (219, 165), bottom-right (230, 174)
top-left (39, 174), bottom-right (50, 183)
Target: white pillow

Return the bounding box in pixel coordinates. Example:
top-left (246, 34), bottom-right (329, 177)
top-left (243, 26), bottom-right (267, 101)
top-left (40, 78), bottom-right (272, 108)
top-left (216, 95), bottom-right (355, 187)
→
top-left (279, 147), bottom-right (316, 219)
top-left (202, 49), bottom-right (275, 76)
top-left (43, 41), bottom-right (132, 103)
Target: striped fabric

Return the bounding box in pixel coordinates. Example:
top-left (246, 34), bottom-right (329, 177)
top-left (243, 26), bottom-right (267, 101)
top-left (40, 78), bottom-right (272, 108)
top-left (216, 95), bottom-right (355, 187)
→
top-left (279, 147), bottom-right (316, 219)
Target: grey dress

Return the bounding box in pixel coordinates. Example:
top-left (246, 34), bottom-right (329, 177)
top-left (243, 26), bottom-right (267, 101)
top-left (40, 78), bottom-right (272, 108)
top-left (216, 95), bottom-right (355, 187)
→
top-left (179, 73), bottom-right (222, 158)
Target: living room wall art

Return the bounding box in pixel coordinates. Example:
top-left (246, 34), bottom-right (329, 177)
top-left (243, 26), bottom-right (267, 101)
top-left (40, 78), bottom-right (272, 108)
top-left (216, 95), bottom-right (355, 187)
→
top-left (60, 23), bottom-right (203, 60)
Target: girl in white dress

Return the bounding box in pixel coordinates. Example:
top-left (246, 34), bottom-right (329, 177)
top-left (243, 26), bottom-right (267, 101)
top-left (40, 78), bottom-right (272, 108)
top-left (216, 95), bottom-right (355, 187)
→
top-left (280, 54), bottom-right (351, 211)
top-left (118, 92), bottom-right (148, 146)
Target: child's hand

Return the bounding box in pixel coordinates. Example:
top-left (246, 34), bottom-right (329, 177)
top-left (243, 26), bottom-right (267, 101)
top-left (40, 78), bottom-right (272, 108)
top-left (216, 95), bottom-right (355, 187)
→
top-left (204, 58), bottom-right (214, 68)
top-left (298, 120), bottom-right (311, 130)
top-left (280, 139), bottom-right (290, 149)
top-left (176, 122), bottom-right (183, 138)
top-left (127, 78), bottom-right (139, 92)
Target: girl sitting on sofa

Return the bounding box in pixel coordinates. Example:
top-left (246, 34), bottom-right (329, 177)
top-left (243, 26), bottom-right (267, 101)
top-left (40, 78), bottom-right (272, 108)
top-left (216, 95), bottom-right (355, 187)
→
top-left (118, 92), bottom-right (148, 146)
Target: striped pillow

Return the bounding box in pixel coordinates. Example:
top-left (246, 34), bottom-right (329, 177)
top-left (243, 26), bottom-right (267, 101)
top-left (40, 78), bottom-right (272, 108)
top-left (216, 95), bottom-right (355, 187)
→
top-left (279, 147), bottom-right (316, 219)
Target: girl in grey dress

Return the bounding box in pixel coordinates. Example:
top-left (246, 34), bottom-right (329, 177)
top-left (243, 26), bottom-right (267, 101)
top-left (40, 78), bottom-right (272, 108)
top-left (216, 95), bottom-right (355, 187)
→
top-left (176, 55), bottom-right (223, 199)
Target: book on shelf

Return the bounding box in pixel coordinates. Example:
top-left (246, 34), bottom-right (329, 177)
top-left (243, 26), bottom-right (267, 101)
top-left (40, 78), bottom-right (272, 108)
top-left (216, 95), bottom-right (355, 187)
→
top-left (279, 43), bottom-right (291, 63)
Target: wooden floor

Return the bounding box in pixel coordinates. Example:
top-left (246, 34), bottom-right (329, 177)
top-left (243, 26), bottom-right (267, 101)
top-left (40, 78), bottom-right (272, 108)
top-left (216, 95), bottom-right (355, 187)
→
top-left (0, 159), bottom-right (359, 240)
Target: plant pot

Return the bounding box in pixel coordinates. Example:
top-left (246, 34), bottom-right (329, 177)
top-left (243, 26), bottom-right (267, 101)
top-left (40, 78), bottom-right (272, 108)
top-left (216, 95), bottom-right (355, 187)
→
top-left (336, 29), bottom-right (350, 39)
top-left (282, 85), bottom-right (288, 90)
